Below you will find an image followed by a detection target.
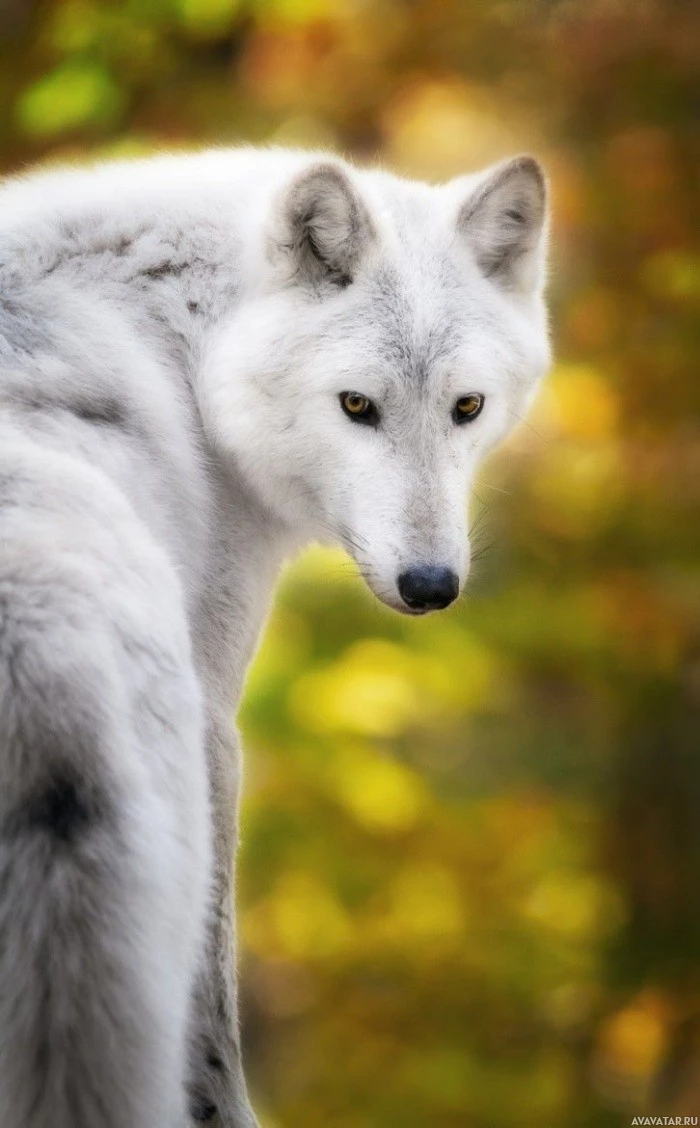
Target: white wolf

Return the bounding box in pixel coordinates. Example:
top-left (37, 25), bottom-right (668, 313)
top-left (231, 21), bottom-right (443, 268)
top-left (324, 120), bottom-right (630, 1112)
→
top-left (0, 147), bottom-right (550, 1126)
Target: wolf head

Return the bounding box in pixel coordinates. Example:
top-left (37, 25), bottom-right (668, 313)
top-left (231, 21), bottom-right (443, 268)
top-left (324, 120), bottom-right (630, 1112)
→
top-left (203, 153), bottom-right (550, 614)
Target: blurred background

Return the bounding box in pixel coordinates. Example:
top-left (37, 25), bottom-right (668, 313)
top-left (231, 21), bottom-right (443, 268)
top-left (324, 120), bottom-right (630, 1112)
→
top-left (1, 0), bottom-right (698, 1124)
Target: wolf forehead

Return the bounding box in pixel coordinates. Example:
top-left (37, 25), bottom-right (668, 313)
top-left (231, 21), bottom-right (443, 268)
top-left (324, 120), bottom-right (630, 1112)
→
top-left (321, 281), bottom-right (453, 380)
top-left (312, 256), bottom-right (526, 395)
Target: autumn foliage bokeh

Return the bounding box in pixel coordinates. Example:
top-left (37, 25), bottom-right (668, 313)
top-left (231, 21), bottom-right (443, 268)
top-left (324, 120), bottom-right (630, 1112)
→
top-left (1, 1), bottom-right (698, 1125)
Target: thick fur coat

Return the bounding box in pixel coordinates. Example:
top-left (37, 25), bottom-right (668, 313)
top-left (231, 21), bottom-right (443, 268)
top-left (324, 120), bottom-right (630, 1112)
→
top-left (0, 148), bottom-right (550, 1126)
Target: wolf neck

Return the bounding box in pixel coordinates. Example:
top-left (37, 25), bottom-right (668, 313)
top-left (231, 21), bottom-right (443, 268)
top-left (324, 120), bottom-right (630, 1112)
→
top-left (190, 461), bottom-right (295, 711)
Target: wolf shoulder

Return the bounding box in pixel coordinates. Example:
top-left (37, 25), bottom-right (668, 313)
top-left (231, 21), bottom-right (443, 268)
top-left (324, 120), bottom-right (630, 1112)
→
top-left (0, 157), bottom-right (229, 604)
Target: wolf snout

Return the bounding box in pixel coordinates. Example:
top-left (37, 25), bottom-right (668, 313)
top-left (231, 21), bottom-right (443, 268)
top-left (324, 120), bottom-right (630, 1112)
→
top-left (397, 565), bottom-right (459, 612)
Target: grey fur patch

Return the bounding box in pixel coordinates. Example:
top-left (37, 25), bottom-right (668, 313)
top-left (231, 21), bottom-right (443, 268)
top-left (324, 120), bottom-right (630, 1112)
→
top-left (8, 768), bottom-right (97, 844)
top-left (191, 1101), bottom-right (217, 1122)
top-left (0, 297), bottom-right (56, 358)
top-left (140, 259), bottom-right (190, 282)
top-left (69, 396), bottom-right (129, 428)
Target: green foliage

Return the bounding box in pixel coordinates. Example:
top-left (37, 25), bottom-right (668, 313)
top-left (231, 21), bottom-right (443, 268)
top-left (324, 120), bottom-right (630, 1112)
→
top-left (16, 61), bottom-right (123, 136)
top-left (1, 1), bottom-right (698, 1123)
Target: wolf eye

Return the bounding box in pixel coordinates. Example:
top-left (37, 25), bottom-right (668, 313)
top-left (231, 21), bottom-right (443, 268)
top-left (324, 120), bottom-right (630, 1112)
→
top-left (453, 393), bottom-right (484, 424)
top-left (340, 392), bottom-right (378, 426)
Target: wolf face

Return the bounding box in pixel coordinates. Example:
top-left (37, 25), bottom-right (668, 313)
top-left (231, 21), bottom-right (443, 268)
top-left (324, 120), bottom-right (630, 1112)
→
top-left (204, 155), bottom-right (550, 614)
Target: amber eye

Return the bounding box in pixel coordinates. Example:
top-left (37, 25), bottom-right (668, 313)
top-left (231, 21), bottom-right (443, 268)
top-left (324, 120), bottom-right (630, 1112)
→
top-left (453, 393), bottom-right (485, 424)
top-left (340, 392), bottom-right (378, 426)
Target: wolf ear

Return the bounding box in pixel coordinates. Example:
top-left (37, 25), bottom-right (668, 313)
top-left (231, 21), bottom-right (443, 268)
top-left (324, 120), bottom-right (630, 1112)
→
top-left (458, 156), bottom-right (548, 294)
top-left (269, 162), bottom-right (375, 288)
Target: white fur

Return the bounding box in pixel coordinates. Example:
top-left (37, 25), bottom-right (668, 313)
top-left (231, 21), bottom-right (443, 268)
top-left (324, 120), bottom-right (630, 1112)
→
top-left (0, 147), bottom-right (550, 1126)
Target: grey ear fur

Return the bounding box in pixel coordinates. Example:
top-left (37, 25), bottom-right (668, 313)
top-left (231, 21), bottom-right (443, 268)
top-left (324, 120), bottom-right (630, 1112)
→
top-left (270, 162), bottom-right (374, 288)
top-left (458, 155), bottom-right (548, 293)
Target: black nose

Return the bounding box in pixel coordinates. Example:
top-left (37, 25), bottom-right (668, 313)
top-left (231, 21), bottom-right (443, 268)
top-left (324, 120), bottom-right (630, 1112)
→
top-left (397, 566), bottom-right (459, 612)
